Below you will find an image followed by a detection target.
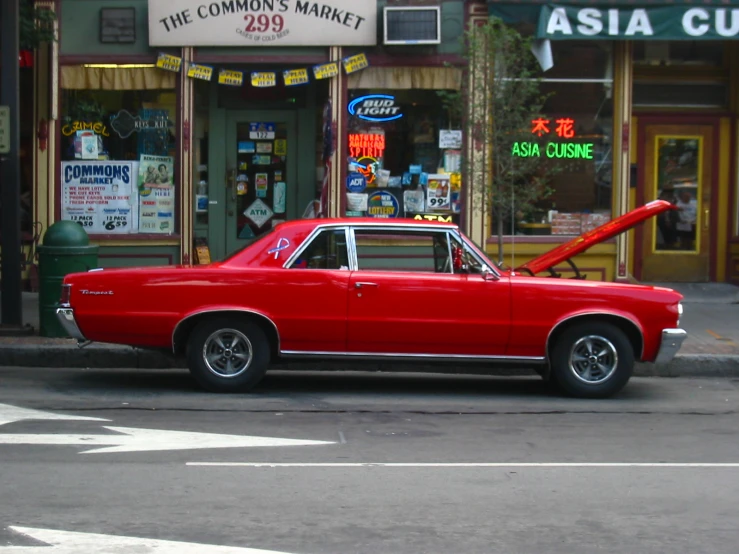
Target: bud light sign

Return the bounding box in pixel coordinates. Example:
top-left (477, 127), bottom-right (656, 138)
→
top-left (348, 94), bottom-right (403, 123)
top-left (346, 172), bottom-right (367, 193)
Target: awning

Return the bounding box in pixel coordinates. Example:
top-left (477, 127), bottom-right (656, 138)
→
top-left (347, 67), bottom-right (462, 90)
top-left (488, 0), bottom-right (739, 40)
top-left (61, 66), bottom-right (176, 90)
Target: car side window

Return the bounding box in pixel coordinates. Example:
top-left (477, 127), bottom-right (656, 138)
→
top-left (449, 233), bottom-right (489, 275)
top-left (289, 229), bottom-right (349, 270)
top-left (354, 229), bottom-right (452, 273)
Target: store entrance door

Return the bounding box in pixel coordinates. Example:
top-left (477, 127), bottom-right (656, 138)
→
top-left (225, 111), bottom-right (297, 255)
top-left (638, 123), bottom-right (714, 282)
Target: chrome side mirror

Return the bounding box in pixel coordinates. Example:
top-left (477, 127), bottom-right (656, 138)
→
top-left (483, 269), bottom-right (499, 281)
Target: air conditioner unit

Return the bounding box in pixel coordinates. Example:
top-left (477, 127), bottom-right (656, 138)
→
top-left (383, 6), bottom-right (441, 46)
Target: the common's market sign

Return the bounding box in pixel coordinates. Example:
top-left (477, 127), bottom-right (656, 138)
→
top-left (536, 5), bottom-right (739, 40)
top-left (148, 0), bottom-right (377, 46)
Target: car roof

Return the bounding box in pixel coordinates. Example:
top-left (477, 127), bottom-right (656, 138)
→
top-left (273, 217), bottom-right (459, 232)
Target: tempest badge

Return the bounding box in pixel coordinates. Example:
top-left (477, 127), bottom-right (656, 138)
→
top-left (267, 238), bottom-right (290, 260)
top-left (80, 290), bottom-right (114, 295)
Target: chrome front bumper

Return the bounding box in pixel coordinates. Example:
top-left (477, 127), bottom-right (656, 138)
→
top-left (56, 307), bottom-right (87, 341)
top-left (654, 328), bottom-right (687, 364)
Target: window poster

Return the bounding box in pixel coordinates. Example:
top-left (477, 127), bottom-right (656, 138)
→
top-left (426, 174), bottom-right (451, 211)
top-left (61, 161), bottom-right (138, 234)
top-left (138, 154), bottom-right (175, 234)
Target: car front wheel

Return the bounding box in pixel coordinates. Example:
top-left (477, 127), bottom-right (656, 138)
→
top-left (550, 322), bottom-right (634, 399)
top-left (186, 318), bottom-right (270, 393)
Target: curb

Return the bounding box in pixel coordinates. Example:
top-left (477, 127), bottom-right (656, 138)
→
top-left (2, 345), bottom-right (739, 378)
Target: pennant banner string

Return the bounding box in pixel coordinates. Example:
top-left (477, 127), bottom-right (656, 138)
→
top-left (155, 51), bottom-right (369, 88)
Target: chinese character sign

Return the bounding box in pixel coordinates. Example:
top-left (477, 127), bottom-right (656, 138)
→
top-left (531, 117), bottom-right (577, 138)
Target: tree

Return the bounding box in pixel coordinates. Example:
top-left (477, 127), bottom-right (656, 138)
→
top-left (439, 19), bottom-right (556, 263)
top-left (20, 0), bottom-right (56, 51)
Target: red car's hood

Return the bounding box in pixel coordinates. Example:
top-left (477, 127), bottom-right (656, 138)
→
top-left (515, 200), bottom-right (677, 276)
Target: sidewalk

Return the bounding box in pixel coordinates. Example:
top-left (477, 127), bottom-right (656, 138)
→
top-left (1, 284), bottom-right (738, 377)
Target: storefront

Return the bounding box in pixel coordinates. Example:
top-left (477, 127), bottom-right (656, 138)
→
top-left (22, 0), bottom-right (467, 271)
top-left (26, 0), bottom-right (737, 283)
top-left (486, 0), bottom-right (739, 283)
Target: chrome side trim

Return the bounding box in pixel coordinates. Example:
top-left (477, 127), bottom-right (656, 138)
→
top-left (545, 312), bottom-right (645, 361)
top-left (346, 226), bottom-right (358, 270)
top-left (279, 350), bottom-right (546, 364)
top-left (171, 308), bottom-right (281, 354)
top-left (445, 230), bottom-right (454, 274)
top-left (654, 328), bottom-right (687, 364)
top-left (55, 307), bottom-right (87, 341)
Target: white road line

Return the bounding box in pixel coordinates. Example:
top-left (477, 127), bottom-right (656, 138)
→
top-left (0, 427), bottom-right (334, 454)
top-left (186, 462), bottom-right (739, 468)
top-left (0, 403), bottom-right (109, 427)
top-left (4, 526), bottom-right (296, 553)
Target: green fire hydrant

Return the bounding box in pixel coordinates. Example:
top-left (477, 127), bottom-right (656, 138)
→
top-left (37, 221), bottom-right (99, 337)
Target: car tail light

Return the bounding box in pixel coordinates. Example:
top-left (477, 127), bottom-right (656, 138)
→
top-left (60, 284), bottom-right (71, 305)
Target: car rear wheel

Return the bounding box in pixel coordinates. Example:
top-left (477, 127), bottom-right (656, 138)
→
top-left (186, 318), bottom-right (270, 393)
top-left (550, 322), bottom-right (634, 399)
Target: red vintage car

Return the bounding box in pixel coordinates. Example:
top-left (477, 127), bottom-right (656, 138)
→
top-left (56, 200), bottom-right (686, 398)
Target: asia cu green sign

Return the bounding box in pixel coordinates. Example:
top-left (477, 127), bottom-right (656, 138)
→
top-left (536, 5), bottom-right (739, 40)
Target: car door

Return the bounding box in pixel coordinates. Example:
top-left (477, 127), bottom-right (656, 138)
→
top-left (277, 227), bottom-right (351, 353)
top-left (347, 226), bottom-right (511, 357)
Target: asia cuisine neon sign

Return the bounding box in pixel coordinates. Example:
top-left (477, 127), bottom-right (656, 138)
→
top-left (348, 94), bottom-right (403, 122)
top-left (511, 117), bottom-right (595, 160)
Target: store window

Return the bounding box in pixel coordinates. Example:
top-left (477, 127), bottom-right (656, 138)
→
top-left (633, 41), bottom-right (728, 109)
top-left (633, 41), bottom-right (725, 67)
top-left (59, 66), bottom-right (177, 235)
top-left (344, 89), bottom-right (461, 223)
top-left (498, 41), bottom-right (614, 236)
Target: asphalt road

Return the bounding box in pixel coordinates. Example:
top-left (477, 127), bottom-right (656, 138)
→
top-left (1, 366), bottom-right (738, 554)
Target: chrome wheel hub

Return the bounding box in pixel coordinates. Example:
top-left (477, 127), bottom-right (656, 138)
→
top-left (569, 335), bottom-right (618, 385)
top-left (202, 328), bottom-right (253, 378)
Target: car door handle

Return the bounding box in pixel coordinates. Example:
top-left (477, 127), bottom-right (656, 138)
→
top-left (355, 282), bottom-right (378, 289)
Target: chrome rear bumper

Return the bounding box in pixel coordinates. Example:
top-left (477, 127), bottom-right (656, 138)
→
top-left (654, 328), bottom-right (687, 363)
top-left (56, 307), bottom-right (86, 341)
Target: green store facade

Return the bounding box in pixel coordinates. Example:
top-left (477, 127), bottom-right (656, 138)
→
top-left (25, 0), bottom-right (467, 273)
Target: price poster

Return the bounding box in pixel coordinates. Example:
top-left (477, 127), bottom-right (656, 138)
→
top-left (138, 154), bottom-right (175, 234)
top-left (61, 161), bottom-right (137, 234)
top-left (426, 174), bottom-right (451, 211)
top-left (139, 186), bottom-right (175, 234)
